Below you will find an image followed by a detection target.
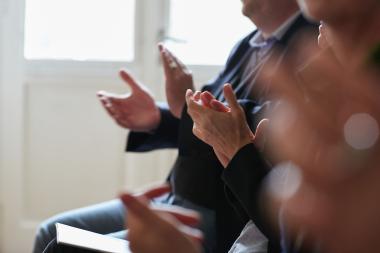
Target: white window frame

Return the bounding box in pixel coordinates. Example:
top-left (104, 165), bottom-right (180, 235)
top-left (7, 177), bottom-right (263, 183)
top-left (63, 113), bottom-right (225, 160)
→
top-left (24, 0), bottom-right (224, 84)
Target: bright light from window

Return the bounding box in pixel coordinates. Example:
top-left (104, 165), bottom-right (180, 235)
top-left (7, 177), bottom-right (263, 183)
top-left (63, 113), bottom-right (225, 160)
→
top-left (24, 0), bottom-right (135, 61)
top-left (166, 0), bottom-right (254, 65)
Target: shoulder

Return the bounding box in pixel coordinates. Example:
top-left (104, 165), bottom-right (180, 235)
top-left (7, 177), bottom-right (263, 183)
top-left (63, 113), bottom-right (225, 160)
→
top-left (279, 14), bottom-right (319, 46)
top-left (229, 30), bottom-right (257, 57)
top-left (221, 29), bottom-right (257, 70)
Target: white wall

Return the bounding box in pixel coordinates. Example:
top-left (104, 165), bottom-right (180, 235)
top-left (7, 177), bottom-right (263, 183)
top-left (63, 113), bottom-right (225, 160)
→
top-left (0, 0), bottom-right (5, 249)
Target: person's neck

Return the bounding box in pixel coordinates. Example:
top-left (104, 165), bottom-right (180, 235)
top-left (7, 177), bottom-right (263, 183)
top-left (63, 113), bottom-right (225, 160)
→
top-left (252, 6), bottom-right (299, 39)
top-left (326, 7), bottom-right (380, 70)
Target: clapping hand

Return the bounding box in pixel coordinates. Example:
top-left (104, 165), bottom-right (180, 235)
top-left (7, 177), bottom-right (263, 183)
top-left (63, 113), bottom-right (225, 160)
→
top-left (186, 84), bottom-right (268, 167)
top-left (159, 44), bottom-right (195, 118)
top-left (120, 185), bottom-right (202, 253)
top-left (97, 70), bottom-right (160, 132)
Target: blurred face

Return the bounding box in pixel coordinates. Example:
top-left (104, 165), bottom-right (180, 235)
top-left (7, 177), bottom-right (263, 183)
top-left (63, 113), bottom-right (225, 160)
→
top-left (241, 0), bottom-right (296, 20)
top-left (241, 0), bottom-right (262, 18)
top-left (297, 0), bottom-right (379, 23)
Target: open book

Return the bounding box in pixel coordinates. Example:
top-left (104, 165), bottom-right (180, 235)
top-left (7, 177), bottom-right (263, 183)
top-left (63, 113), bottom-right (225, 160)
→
top-left (56, 223), bottom-right (131, 253)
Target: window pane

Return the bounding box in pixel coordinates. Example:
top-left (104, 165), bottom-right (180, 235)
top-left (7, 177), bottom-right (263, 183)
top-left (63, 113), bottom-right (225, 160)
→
top-left (24, 0), bottom-right (135, 61)
top-left (167, 0), bottom-right (254, 65)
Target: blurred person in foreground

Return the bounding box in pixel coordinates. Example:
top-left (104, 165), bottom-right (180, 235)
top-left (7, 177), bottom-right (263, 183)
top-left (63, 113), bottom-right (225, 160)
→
top-left (185, 0), bottom-right (380, 252)
top-left (36, 0), bottom-right (317, 252)
top-left (260, 0), bottom-right (380, 252)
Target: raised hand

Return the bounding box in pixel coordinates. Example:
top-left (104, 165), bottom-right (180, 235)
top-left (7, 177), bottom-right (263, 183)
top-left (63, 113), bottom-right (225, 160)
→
top-left (97, 70), bottom-right (160, 132)
top-left (159, 44), bottom-right (195, 118)
top-left (120, 187), bottom-right (202, 253)
top-left (186, 84), bottom-right (268, 167)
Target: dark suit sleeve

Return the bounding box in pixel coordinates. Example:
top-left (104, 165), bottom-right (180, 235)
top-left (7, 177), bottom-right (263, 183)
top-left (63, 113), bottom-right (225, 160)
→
top-left (126, 103), bottom-right (180, 152)
top-left (222, 144), bottom-right (269, 230)
top-left (222, 143), bottom-right (281, 251)
top-left (221, 100), bottom-right (281, 251)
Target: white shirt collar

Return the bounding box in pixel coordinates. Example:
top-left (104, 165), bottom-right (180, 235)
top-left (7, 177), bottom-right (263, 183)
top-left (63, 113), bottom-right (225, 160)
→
top-left (249, 11), bottom-right (301, 47)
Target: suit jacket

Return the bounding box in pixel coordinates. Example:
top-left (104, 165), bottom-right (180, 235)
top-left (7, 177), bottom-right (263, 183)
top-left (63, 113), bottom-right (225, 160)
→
top-left (127, 14), bottom-right (317, 253)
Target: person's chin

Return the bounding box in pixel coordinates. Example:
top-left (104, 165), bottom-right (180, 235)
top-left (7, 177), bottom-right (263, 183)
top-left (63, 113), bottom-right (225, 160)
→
top-left (241, 6), bottom-right (249, 17)
top-left (297, 0), bottom-right (325, 21)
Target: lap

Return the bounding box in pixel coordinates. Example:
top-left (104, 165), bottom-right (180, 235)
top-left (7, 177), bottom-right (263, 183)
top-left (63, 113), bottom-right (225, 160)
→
top-left (43, 194), bottom-right (217, 253)
top-left (42, 199), bottom-right (125, 234)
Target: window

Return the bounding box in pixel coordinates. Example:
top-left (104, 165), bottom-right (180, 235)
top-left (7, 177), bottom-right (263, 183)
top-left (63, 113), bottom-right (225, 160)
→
top-left (24, 0), bottom-right (254, 68)
top-left (166, 0), bottom-right (254, 65)
top-left (24, 0), bottom-right (135, 61)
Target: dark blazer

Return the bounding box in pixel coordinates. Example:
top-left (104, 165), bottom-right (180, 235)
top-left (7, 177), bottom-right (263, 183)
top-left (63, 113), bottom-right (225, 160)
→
top-left (127, 14), bottom-right (317, 253)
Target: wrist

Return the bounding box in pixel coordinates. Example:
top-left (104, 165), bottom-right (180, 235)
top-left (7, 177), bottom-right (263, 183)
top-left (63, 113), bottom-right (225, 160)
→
top-left (147, 106), bottom-right (161, 133)
top-left (226, 131), bottom-right (254, 161)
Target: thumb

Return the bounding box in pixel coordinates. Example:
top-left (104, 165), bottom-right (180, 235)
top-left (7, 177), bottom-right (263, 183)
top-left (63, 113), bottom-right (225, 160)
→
top-left (119, 70), bottom-right (142, 92)
top-left (254, 119), bottom-right (269, 150)
top-left (120, 193), bottom-right (156, 224)
top-left (134, 184), bottom-right (171, 200)
top-left (223, 84), bottom-right (240, 111)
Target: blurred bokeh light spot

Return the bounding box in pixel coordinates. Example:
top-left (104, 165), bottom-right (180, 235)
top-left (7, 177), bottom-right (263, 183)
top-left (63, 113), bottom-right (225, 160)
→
top-left (343, 113), bottom-right (379, 150)
top-left (266, 162), bottom-right (302, 201)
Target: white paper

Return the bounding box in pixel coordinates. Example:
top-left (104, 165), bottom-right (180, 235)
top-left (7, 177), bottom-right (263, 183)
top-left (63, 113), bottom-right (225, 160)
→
top-left (56, 223), bottom-right (131, 253)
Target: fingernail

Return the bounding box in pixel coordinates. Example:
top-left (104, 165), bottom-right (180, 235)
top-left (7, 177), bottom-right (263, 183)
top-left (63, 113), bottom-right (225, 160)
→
top-left (194, 91), bottom-right (201, 100)
top-left (186, 89), bottom-right (193, 97)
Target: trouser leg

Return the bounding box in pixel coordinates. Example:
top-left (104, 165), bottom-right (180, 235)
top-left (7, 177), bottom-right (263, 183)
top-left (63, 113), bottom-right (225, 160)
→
top-left (33, 199), bottom-right (124, 253)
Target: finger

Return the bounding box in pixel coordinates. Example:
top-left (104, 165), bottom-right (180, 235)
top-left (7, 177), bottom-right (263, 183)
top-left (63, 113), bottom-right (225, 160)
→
top-left (185, 89), bottom-right (194, 105)
top-left (159, 45), bottom-right (176, 78)
top-left (100, 97), bottom-right (130, 122)
top-left (178, 225), bottom-right (204, 243)
top-left (119, 70), bottom-right (142, 93)
top-left (186, 89), bottom-right (204, 114)
top-left (107, 96), bottom-right (129, 108)
top-left (98, 95), bottom-right (112, 108)
top-left (187, 100), bottom-right (205, 119)
top-left (97, 90), bottom-right (121, 99)
top-left (200, 91), bottom-right (214, 108)
top-left (120, 193), bottom-right (157, 223)
top-left (158, 43), bottom-right (164, 52)
top-left (98, 97), bottom-right (120, 119)
top-left (186, 90), bottom-right (200, 119)
top-left (193, 91), bottom-right (201, 102)
top-left (122, 193), bottom-right (203, 243)
top-left (152, 206), bottom-right (200, 227)
top-left (134, 184), bottom-right (171, 200)
top-left (97, 90), bottom-right (108, 98)
top-left (165, 47), bottom-right (189, 73)
top-left (157, 209), bottom-right (203, 243)
top-left (223, 84), bottom-right (240, 111)
top-left (210, 99), bottom-right (230, 113)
